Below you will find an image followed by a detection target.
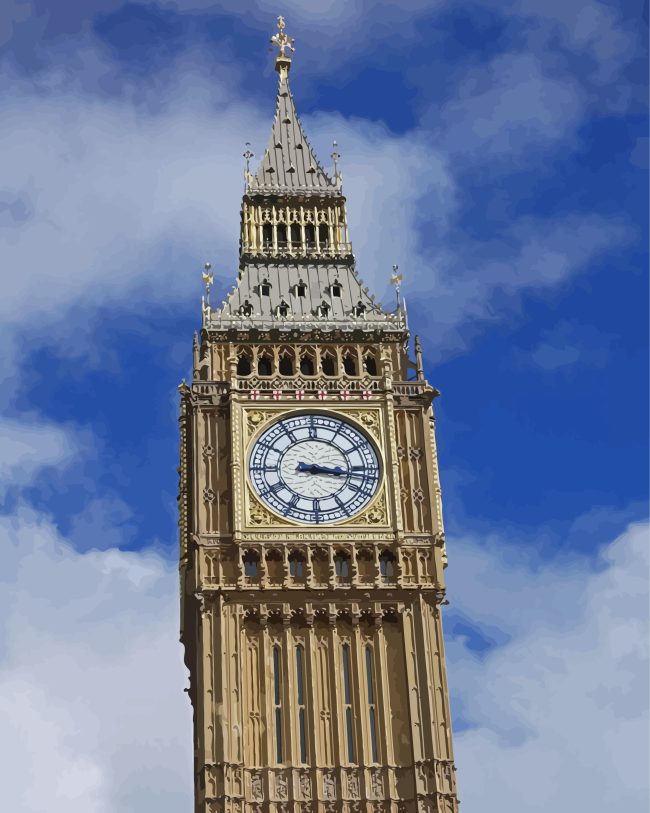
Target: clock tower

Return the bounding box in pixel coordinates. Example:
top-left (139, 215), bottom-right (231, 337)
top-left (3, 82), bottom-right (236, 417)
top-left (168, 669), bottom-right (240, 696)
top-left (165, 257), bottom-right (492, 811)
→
top-left (179, 18), bottom-right (459, 813)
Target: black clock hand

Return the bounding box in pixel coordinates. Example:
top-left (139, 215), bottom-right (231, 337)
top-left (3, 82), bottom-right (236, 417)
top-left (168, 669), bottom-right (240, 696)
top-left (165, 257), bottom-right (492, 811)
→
top-left (297, 461), bottom-right (346, 476)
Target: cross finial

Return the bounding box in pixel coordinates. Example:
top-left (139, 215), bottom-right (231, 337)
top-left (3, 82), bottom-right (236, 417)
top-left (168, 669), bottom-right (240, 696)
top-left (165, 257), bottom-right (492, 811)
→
top-left (271, 16), bottom-right (295, 75)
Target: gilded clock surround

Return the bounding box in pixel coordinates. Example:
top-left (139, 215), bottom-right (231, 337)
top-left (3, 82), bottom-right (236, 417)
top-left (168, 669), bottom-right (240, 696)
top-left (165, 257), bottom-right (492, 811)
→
top-left (179, 18), bottom-right (459, 813)
top-left (243, 407), bottom-right (389, 529)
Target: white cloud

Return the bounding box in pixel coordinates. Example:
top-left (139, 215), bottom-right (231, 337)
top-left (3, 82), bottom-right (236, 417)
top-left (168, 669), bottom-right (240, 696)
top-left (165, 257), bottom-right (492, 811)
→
top-left (0, 416), bottom-right (79, 494)
top-left (446, 519), bottom-right (649, 812)
top-left (0, 505), bottom-right (192, 812)
top-left (438, 53), bottom-right (583, 159)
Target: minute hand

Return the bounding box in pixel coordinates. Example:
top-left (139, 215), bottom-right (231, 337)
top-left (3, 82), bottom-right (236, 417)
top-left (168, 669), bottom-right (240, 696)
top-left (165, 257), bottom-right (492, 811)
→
top-left (297, 462), bottom-right (347, 476)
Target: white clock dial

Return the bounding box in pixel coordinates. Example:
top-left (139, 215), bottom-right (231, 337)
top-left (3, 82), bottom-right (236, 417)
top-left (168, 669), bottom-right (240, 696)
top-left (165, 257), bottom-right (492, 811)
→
top-left (248, 413), bottom-right (381, 524)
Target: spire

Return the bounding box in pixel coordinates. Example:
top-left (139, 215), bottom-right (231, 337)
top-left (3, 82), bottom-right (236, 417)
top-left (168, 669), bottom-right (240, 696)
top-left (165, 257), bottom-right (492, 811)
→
top-left (249, 18), bottom-right (336, 193)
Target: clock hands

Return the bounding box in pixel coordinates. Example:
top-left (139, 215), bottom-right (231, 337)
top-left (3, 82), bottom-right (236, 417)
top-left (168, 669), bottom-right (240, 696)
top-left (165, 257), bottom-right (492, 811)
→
top-left (296, 461), bottom-right (347, 477)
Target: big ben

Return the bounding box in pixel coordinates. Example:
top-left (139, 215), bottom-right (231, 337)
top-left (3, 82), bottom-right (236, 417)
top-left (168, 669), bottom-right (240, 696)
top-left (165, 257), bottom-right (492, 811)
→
top-left (179, 17), bottom-right (459, 813)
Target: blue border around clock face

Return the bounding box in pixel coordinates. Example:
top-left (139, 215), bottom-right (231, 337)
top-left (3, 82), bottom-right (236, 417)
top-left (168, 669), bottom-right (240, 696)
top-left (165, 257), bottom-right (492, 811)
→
top-left (249, 413), bottom-right (381, 524)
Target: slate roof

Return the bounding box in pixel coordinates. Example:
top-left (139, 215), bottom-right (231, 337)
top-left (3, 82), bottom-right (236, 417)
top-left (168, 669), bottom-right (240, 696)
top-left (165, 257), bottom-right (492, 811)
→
top-left (248, 73), bottom-right (338, 194)
top-left (208, 262), bottom-right (404, 333)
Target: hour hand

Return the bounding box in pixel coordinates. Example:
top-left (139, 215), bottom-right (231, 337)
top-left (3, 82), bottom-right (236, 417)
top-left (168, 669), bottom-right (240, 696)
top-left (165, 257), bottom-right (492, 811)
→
top-left (297, 461), bottom-right (346, 476)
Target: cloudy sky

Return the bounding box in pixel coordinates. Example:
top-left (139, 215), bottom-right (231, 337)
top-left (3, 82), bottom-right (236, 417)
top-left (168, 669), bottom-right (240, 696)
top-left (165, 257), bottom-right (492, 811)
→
top-left (0, 1), bottom-right (647, 810)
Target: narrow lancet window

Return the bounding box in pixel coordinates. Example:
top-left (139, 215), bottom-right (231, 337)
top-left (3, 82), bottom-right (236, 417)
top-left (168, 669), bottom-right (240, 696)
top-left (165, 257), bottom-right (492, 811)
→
top-left (342, 643), bottom-right (355, 762)
top-left (273, 645), bottom-right (283, 762)
top-left (296, 645), bottom-right (307, 762)
top-left (365, 646), bottom-right (378, 762)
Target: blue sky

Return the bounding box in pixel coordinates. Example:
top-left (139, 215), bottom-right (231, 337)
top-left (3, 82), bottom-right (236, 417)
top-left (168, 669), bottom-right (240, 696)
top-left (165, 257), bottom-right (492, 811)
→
top-left (0, 1), bottom-right (647, 810)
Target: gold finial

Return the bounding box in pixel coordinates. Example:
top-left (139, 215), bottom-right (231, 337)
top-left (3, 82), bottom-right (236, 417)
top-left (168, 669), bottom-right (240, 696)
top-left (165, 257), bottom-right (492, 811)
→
top-left (390, 264), bottom-right (403, 309)
top-left (202, 261), bottom-right (214, 310)
top-left (270, 16), bottom-right (295, 76)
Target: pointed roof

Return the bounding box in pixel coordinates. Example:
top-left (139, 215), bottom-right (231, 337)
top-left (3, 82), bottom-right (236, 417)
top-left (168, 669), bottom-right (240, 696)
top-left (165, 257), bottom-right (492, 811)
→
top-left (248, 70), bottom-right (339, 194)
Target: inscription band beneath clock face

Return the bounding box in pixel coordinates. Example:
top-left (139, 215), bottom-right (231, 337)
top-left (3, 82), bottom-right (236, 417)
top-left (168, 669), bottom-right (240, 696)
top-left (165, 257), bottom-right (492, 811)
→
top-left (249, 413), bottom-right (381, 524)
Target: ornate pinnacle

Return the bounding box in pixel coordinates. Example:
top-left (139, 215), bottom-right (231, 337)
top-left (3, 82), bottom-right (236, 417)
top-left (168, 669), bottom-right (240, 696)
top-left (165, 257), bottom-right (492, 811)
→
top-left (331, 140), bottom-right (341, 184)
top-left (270, 16), bottom-right (295, 75)
top-left (390, 264), bottom-right (403, 310)
top-left (243, 142), bottom-right (254, 187)
top-left (202, 262), bottom-right (214, 321)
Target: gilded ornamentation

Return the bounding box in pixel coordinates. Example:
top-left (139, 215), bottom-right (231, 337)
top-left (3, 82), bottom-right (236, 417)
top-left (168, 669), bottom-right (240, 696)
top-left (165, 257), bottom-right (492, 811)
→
top-left (203, 487), bottom-right (216, 503)
top-left (247, 486), bottom-right (292, 527)
top-left (358, 409), bottom-right (381, 442)
top-left (353, 491), bottom-right (387, 526)
top-left (245, 409), bottom-right (273, 439)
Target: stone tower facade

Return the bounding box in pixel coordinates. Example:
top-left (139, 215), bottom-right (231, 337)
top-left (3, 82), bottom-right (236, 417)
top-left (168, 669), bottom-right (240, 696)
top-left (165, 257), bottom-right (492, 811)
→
top-left (179, 19), bottom-right (459, 813)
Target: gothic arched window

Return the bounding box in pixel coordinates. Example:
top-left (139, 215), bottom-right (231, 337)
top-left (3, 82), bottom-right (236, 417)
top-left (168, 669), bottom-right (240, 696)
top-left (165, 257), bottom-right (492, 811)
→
top-left (341, 643), bottom-right (355, 762)
top-left (318, 223), bottom-right (329, 247)
top-left (343, 350), bottom-right (357, 376)
top-left (305, 223), bottom-right (316, 247)
top-left (262, 224), bottom-right (272, 247)
top-left (363, 351), bottom-right (378, 376)
top-left (379, 550), bottom-right (396, 583)
top-left (258, 353), bottom-right (273, 376)
top-left (276, 224), bottom-right (287, 247)
top-left (321, 350), bottom-right (336, 376)
top-left (300, 352), bottom-right (315, 376)
top-left (334, 552), bottom-right (350, 583)
top-left (242, 550), bottom-right (259, 579)
top-left (265, 549), bottom-right (283, 585)
top-left (365, 646), bottom-right (379, 762)
top-left (273, 646), bottom-right (283, 762)
top-left (236, 351), bottom-right (252, 376)
top-left (296, 645), bottom-right (308, 762)
top-left (290, 223), bottom-right (301, 247)
top-left (289, 550), bottom-right (306, 581)
top-left (279, 349), bottom-right (294, 376)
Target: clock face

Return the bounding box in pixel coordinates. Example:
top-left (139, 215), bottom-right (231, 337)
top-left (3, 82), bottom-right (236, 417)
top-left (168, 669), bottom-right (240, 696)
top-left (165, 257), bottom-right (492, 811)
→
top-left (248, 413), bottom-right (381, 524)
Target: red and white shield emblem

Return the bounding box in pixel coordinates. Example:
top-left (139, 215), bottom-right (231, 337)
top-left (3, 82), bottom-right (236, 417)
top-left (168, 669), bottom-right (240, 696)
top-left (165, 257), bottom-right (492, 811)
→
top-left (339, 389), bottom-right (351, 401)
top-left (272, 389), bottom-right (283, 400)
top-left (361, 389), bottom-right (372, 400)
top-left (317, 389), bottom-right (328, 400)
top-left (295, 389), bottom-right (305, 400)
top-left (249, 389), bottom-right (261, 400)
